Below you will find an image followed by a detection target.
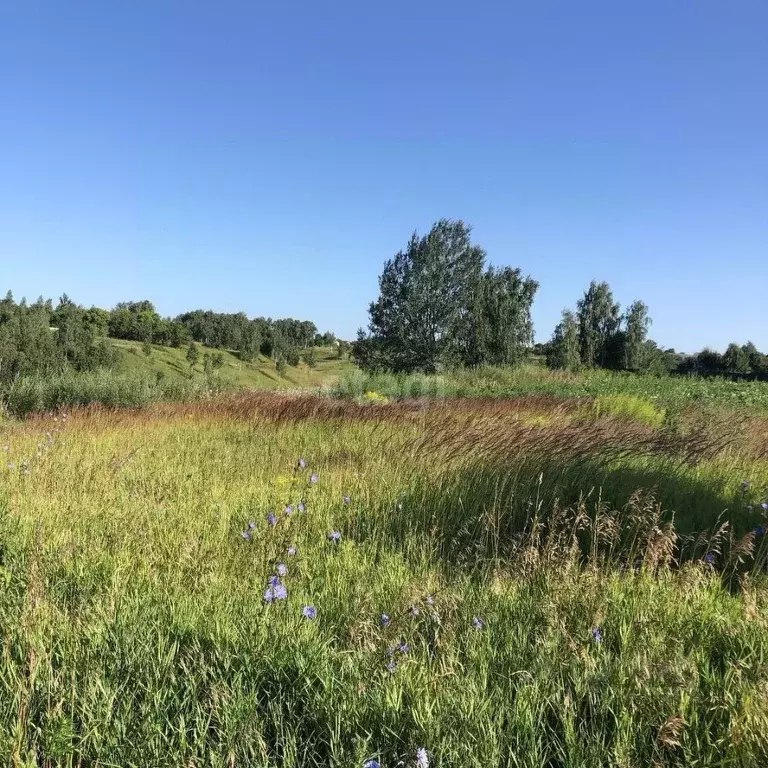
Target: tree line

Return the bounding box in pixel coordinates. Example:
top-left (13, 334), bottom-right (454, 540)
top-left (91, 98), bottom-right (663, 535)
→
top-left (355, 219), bottom-right (767, 378)
top-left (3, 218), bottom-right (765, 385)
top-left (542, 281), bottom-right (768, 377)
top-left (0, 291), bottom-right (338, 385)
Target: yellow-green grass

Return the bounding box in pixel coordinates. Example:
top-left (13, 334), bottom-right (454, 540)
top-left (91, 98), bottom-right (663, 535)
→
top-left (112, 340), bottom-right (356, 390)
top-left (1, 394), bottom-right (768, 766)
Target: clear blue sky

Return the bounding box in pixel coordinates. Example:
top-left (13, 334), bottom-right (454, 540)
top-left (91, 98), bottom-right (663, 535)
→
top-left (1, 1), bottom-right (766, 352)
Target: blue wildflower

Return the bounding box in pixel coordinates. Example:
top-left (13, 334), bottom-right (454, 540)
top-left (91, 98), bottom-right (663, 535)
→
top-left (704, 552), bottom-right (716, 565)
top-left (298, 458), bottom-right (307, 469)
top-left (276, 563), bottom-right (288, 577)
top-left (298, 502), bottom-right (306, 512)
top-left (267, 512), bottom-right (277, 527)
top-left (387, 645), bottom-right (396, 656)
top-left (364, 761), bottom-right (381, 768)
top-left (268, 575), bottom-right (281, 587)
top-left (241, 530), bottom-right (252, 541)
top-left (397, 641), bottom-right (411, 654)
top-left (302, 605), bottom-right (317, 619)
top-left (284, 504), bottom-right (294, 516)
top-left (287, 545), bottom-right (297, 556)
top-left (310, 473), bottom-right (319, 484)
top-left (264, 579), bottom-right (288, 602)
top-left (754, 525), bottom-right (765, 536)
top-left (328, 530), bottom-right (341, 544)
top-left (472, 616), bottom-right (485, 630)
top-left (761, 503), bottom-right (768, 511)
top-left (248, 521), bottom-right (257, 530)
top-left (380, 613), bottom-right (391, 627)
top-left (426, 595), bottom-right (435, 606)
top-left (591, 627), bottom-right (603, 643)
top-left (416, 747), bottom-right (429, 767)
top-left (386, 658), bottom-right (398, 674)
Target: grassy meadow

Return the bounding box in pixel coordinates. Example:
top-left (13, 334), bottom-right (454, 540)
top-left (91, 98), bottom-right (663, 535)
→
top-left (1, 385), bottom-right (768, 766)
top-left (1, 343), bottom-right (354, 418)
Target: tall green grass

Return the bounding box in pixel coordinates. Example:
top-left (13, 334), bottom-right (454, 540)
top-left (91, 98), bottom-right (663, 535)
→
top-left (0, 369), bottom-right (217, 417)
top-left (1, 397), bottom-right (767, 765)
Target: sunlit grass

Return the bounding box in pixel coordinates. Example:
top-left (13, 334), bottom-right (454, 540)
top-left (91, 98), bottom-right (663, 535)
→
top-left (0, 394), bottom-right (767, 765)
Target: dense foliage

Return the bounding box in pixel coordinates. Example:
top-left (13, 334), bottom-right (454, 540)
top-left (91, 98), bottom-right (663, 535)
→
top-left (0, 292), bottom-right (115, 385)
top-left (546, 281), bottom-right (768, 377)
top-left (355, 220), bottom-right (538, 373)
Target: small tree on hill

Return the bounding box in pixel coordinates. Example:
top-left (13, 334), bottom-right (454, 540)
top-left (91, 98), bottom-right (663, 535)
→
top-left (186, 341), bottom-right (199, 371)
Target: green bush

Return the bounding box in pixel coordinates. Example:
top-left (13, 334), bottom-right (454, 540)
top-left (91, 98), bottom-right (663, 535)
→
top-left (593, 394), bottom-right (666, 428)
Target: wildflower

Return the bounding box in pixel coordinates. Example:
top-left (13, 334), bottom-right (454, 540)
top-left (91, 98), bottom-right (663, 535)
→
top-left (761, 503), bottom-right (768, 512)
top-left (276, 563), bottom-right (288, 577)
top-left (248, 521), bottom-right (257, 530)
top-left (310, 473), bottom-right (319, 484)
top-left (704, 552), bottom-right (716, 565)
top-left (387, 645), bottom-right (396, 656)
top-left (298, 458), bottom-right (307, 469)
top-left (328, 530), bottom-right (341, 544)
top-left (754, 526), bottom-right (765, 536)
top-left (343, 495), bottom-right (351, 505)
top-left (285, 504), bottom-right (294, 516)
top-left (364, 761), bottom-right (382, 768)
top-left (426, 595), bottom-right (435, 606)
top-left (380, 613), bottom-right (391, 627)
top-left (287, 545), bottom-right (297, 556)
top-left (472, 616), bottom-right (485, 630)
top-left (302, 605), bottom-right (317, 619)
top-left (397, 641), bottom-right (411, 654)
top-left (741, 480), bottom-right (751, 491)
top-left (267, 512), bottom-right (277, 527)
top-left (297, 502), bottom-right (306, 512)
top-left (591, 627), bottom-right (603, 643)
top-left (416, 747), bottom-right (429, 767)
top-left (241, 530), bottom-right (253, 541)
top-left (386, 658), bottom-right (398, 674)
top-left (264, 579), bottom-right (288, 602)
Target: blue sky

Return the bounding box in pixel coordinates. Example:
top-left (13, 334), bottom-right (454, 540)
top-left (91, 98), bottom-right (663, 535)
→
top-left (1, 0), bottom-right (766, 351)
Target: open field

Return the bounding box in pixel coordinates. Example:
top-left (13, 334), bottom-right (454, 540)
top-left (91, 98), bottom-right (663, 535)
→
top-left (335, 366), bottom-right (768, 413)
top-left (1, 390), bottom-right (768, 766)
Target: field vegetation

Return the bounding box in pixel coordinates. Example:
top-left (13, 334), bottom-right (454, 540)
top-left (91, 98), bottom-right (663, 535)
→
top-left (1, 390), bottom-right (768, 766)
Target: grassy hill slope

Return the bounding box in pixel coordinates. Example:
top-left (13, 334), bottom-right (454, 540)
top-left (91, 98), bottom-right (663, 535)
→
top-left (111, 339), bottom-right (355, 390)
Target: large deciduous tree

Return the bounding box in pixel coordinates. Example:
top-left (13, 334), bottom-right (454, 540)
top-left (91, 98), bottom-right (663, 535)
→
top-left (623, 300), bottom-right (652, 371)
top-left (577, 281), bottom-right (621, 368)
top-left (355, 219), bottom-right (537, 373)
top-left (547, 309), bottom-right (581, 371)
